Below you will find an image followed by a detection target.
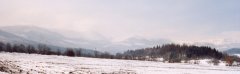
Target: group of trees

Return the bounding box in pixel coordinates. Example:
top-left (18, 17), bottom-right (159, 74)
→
top-left (0, 42), bottom-right (239, 65)
top-left (0, 42), bottom-right (114, 59)
top-left (0, 42), bottom-right (59, 55)
top-left (115, 44), bottom-right (240, 64)
top-left (1, 42), bottom-right (36, 54)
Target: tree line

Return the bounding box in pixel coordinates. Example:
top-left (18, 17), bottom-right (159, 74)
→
top-left (0, 42), bottom-right (239, 66)
top-left (0, 42), bottom-right (114, 59)
top-left (116, 44), bottom-right (223, 60)
top-left (115, 44), bottom-right (240, 66)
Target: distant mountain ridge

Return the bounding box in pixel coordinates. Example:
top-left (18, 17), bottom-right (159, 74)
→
top-left (1, 25), bottom-right (240, 54)
top-left (0, 26), bottom-right (80, 48)
top-left (224, 48), bottom-right (240, 54)
top-left (0, 25), bottom-right (172, 53)
top-left (0, 29), bottom-right (38, 45)
top-left (0, 27), bottom-right (101, 55)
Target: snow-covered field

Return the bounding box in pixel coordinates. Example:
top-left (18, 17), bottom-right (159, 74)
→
top-left (234, 54), bottom-right (240, 57)
top-left (0, 52), bottom-right (239, 74)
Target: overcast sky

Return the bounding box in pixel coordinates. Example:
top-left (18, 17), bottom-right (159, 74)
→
top-left (0, 0), bottom-right (239, 45)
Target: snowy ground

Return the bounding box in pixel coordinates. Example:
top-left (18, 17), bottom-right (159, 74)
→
top-left (0, 52), bottom-right (239, 74)
top-left (234, 54), bottom-right (240, 57)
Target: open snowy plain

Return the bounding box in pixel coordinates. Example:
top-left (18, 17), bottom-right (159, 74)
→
top-left (0, 52), bottom-right (239, 74)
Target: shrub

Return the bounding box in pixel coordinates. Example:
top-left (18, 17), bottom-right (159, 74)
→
top-left (65, 48), bottom-right (75, 57)
top-left (211, 59), bottom-right (220, 66)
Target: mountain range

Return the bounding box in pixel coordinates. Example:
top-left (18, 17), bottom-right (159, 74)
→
top-left (0, 25), bottom-right (172, 53)
top-left (1, 25), bottom-right (240, 54)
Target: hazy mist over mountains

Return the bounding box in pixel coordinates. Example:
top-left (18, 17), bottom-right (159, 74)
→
top-left (0, 25), bottom-right (239, 53)
top-left (0, 25), bottom-right (173, 53)
top-left (0, 0), bottom-right (240, 53)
